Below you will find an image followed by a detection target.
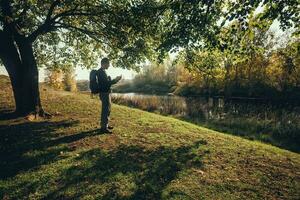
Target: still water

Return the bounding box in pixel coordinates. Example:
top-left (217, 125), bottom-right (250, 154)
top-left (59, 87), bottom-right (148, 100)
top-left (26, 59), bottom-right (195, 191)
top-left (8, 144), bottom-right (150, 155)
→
top-left (111, 93), bottom-right (297, 120)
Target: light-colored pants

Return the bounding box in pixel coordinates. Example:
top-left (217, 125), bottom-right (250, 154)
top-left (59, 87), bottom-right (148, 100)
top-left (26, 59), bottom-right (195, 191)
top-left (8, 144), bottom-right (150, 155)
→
top-left (99, 92), bottom-right (111, 129)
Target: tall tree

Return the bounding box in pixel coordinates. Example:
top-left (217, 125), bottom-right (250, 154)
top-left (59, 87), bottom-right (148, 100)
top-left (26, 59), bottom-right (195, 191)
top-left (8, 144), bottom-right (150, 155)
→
top-left (0, 0), bottom-right (161, 117)
top-left (0, 0), bottom-right (297, 117)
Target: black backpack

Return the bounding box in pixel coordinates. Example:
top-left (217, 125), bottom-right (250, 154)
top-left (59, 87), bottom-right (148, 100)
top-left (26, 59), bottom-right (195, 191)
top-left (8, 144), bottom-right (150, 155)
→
top-left (89, 69), bottom-right (99, 94)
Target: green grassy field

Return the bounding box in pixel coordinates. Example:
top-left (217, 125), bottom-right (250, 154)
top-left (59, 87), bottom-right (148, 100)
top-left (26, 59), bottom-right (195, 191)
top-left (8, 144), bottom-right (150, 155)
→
top-left (0, 75), bottom-right (299, 200)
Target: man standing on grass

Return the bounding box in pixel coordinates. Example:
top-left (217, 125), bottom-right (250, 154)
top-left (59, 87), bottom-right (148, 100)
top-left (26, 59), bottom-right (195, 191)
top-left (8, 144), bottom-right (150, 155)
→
top-left (97, 58), bottom-right (122, 133)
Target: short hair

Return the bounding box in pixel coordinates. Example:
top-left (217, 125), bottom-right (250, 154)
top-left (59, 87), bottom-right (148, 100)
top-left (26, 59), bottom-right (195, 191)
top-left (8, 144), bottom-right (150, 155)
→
top-left (101, 57), bottom-right (109, 65)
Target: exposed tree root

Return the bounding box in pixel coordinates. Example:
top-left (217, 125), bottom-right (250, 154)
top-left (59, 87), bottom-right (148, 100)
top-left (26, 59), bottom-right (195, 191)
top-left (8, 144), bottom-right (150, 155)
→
top-left (25, 109), bottom-right (52, 121)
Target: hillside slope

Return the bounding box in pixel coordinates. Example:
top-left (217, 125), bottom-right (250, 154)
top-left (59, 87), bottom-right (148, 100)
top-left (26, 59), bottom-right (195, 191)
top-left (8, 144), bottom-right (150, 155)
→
top-left (0, 76), bottom-right (299, 200)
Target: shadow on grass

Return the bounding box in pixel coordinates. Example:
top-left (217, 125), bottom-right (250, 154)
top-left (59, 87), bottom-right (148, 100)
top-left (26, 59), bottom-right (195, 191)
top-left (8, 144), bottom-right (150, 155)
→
top-left (0, 118), bottom-right (82, 179)
top-left (179, 116), bottom-right (300, 153)
top-left (0, 108), bottom-right (209, 199)
top-left (0, 109), bottom-right (18, 120)
top-left (44, 140), bottom-right (208, 200)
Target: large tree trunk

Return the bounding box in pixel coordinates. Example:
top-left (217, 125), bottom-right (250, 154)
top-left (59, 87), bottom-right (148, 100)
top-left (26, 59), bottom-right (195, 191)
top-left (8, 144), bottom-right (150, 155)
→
top-left (0, 31), bottom-right (23, 113)
top-left (18, 38), bottom-right (43, 116)
top-left (0, 31), bottom-right (44, 117)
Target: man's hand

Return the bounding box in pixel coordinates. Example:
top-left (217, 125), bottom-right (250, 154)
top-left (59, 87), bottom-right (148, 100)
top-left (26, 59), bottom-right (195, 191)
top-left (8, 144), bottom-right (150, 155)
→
top-left (111, 75), bottom-right (122, 85)
top-left (116, 75), bottom-right (122, 82)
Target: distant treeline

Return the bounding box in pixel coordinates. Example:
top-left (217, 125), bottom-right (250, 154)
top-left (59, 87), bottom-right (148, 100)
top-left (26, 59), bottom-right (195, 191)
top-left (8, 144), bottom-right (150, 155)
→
top-left (52, 19), bottom-right (300, 102)
top-left (75, 24), bottom-right (300, 102)
top-left (44, 68), bottom-right (77, 92)
top-left (77, 80), bottom-right (89, 92)
top-left (113, 33), bottom-right (299, 101)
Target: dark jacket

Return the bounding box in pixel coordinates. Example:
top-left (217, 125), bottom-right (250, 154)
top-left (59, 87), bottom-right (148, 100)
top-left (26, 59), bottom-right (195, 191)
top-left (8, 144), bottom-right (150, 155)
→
top-left (97, 68), bottom-right (118, 93)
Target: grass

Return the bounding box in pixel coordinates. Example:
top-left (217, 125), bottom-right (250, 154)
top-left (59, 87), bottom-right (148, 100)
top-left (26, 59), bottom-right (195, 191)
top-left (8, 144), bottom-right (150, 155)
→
top-left (0, 75), bottom-right (300, 200)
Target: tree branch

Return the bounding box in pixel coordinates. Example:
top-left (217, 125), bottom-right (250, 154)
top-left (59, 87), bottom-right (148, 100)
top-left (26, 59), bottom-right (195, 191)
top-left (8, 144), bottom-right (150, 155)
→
top-left (0, 0), bottom-right (25, 42)
top-left (27, 0), bottom-right (61, 43)
top-left (54, 11), bottom-right (99, 21)
top-left (52, 6), bottom-right (81, 21)
top-left (46, 0), bottom-right (61, 22)
top-left (0, 16), bottom-right (4, 25)
top-left (0, 0), bottom-right (13, 17)
top-left (27, 1), bottom-right (110, 43)
top-left (57, 22), bottom-right (100, 40)
top-left (55, 22), bottom-right (112, 48)
top-left (15, 2), bottom-right (30, 26)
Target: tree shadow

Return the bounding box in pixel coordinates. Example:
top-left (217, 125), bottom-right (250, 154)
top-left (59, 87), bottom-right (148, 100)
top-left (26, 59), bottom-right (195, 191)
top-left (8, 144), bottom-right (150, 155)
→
top-left (44, 140), bottom-right (208, 200)
top-left (0, 109), bottom-right (18, 120)
top-left (0, 109), bottom-right (209, 199)
top-left (0, 119), bottom-right (82, 179)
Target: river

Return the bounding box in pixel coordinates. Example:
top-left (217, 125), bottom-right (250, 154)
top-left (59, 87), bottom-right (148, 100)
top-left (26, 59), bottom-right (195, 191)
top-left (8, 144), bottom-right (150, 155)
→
top-left (111, 93), bottom-right (298, 120)
top-left (111, 92), bottom-right (300, 152)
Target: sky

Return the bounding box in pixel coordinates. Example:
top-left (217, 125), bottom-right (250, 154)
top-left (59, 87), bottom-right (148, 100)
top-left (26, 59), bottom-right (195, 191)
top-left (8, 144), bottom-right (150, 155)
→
top-left (73, 66), bottom-right (135, 81)
top-left (0, 64), bottom-right (136, 82)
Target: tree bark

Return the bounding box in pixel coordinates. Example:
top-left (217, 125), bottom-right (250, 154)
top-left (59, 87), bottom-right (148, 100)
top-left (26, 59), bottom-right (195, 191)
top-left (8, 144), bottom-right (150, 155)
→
top-left (18, 38), bottom-right (43, 116)
top-left (0, 31), bottom-right (43, 117)
top-left (0, 31), bottom-right (23, 113)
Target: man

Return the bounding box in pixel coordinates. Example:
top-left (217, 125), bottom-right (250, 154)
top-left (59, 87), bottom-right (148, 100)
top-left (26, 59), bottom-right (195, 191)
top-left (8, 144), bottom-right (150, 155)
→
top-left (97, 58), bottom-right (122, 133)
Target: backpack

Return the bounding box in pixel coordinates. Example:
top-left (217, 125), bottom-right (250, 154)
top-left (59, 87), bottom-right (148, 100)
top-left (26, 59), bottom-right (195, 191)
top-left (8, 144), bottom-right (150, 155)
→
top-left (89, 69), bottom-right (99, 94)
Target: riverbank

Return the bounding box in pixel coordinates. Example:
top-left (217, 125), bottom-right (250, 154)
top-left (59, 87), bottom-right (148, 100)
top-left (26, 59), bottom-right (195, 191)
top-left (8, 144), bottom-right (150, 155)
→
top-left (111, 93), bottom-right (300, 153)
top-left (1, 76), bottom-right (300, 199)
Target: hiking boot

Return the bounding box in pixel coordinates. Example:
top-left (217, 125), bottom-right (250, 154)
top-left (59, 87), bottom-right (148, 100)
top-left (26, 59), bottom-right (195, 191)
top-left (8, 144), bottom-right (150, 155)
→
top-left (108, 125), bottom-right (114, 129)
top-left (100, 128), bottom-right (113, 134)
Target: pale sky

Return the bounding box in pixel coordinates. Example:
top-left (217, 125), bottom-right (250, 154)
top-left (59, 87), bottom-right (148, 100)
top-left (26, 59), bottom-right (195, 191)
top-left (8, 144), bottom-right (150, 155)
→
top-left (76, 66), bottom-right (136, 80)
top-left (42, 65), bottom-right (136, 81)
top-left (0, 64), bottom-right (136, 82)
top-left (0, 66), bottom-right (6, 75)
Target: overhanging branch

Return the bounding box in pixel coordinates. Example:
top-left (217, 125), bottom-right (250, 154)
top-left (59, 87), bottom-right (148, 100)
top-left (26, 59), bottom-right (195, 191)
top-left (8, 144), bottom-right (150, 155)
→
top-left (55, 23), bottom-right (112, 48)
top-left (0, 0), bottom-right (25, 43)
top-left (27, 0), bottom-right (61, 43)
top-left (56, 22), bottom-right (101, 41)
top-left (15, 3), bottom-right (30, 26)
top-left (46, 0), bottom-right (61, 22)
top-left (27, 2), bottom-right (99, 43)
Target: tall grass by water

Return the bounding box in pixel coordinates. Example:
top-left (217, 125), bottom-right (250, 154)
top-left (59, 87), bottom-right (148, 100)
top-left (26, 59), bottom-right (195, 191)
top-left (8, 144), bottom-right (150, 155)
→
top-left (112, 93), bottom-right (300, 152)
